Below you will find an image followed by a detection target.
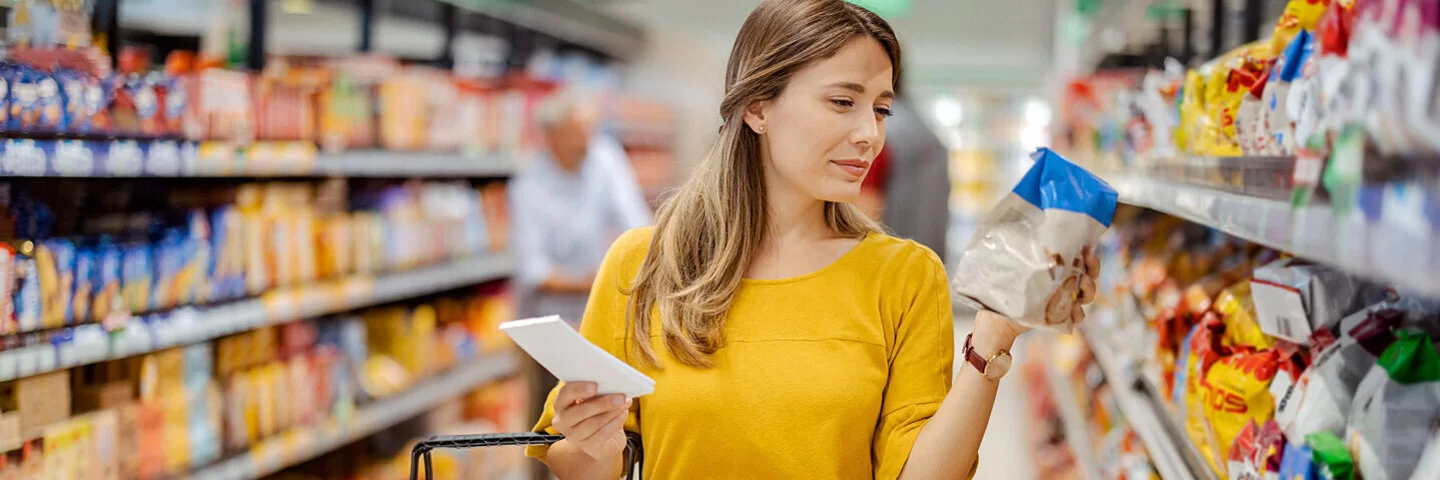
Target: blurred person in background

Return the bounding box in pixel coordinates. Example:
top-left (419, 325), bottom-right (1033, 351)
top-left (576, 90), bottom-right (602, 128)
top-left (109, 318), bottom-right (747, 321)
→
top-left (881, 98), bottom-right (951, 263)
top-left (510, 90), bottom-right (653, 325)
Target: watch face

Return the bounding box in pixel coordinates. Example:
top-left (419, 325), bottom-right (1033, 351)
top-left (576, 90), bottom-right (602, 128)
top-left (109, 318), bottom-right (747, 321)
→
top-left (985, 352), bottom-right (1013, 380)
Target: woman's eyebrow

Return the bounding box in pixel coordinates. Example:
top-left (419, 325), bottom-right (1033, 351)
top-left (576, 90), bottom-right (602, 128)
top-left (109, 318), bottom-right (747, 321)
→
top-left (828, 82), bottom-right (896, 100)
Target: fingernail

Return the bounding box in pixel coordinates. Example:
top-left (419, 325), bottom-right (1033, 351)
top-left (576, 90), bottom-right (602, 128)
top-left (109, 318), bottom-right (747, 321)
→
top-left (612, 395), bottom-right (623, 406)
top-left (625, 398), bottom-right (633, 407)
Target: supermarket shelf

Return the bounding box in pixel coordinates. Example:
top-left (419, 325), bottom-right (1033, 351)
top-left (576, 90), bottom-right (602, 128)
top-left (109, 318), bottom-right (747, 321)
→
top-left (1083, 324), bottom-right (1218, 480)
top-left (190, 352), bottom-right (521, 480)
top-left (1107, 174), bottom-right (1440, 297)
top-left (0, 138), bottom-right (516, 178)
top-left (1044, 360), bottom-right (1102, 480)
top-left (0, 253), bottom-right (514, 382)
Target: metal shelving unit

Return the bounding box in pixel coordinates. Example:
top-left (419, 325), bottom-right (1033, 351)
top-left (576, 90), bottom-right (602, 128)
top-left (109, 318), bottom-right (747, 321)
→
top-left (0, 253), bottom-right (514, 382)
top-left (190, 352), bottom-right (521, 480)
top-left (1107, 173), bottom-right (1440, 297)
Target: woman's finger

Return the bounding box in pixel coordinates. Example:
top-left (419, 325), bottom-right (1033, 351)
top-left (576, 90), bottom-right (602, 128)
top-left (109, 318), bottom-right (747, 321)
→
top-left (1078, 274), bottom-right (1097, 305)
top-left (1084, 246), bottom-right (1101, 277)
top-left (555, 382), bottom-right (597, 407)
top-left (1071, 302), bottom-right (1086, 325)
top-left (567, 403), bottom-right (629, 441)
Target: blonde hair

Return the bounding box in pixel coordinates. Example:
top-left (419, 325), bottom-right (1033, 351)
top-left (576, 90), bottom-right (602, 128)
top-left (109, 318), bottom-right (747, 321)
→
top-left (626, 0), bottom-right (901, 368)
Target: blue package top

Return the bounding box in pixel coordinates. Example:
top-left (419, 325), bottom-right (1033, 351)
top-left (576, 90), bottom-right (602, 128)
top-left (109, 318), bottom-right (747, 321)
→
top-left (1015, 148), bottom-right (1119, 227)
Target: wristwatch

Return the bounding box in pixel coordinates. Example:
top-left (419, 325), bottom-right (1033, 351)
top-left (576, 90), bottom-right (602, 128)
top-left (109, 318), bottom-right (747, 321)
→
top-left (963, 333), bottom-right (1013, 381)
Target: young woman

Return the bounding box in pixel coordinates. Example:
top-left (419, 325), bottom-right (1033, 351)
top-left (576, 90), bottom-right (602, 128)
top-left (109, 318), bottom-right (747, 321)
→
top-left (526, 0), bottom-right (1099, 478)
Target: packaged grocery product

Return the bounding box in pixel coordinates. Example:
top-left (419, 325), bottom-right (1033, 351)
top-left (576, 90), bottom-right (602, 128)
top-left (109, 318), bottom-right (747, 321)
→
top-left (1201, 348), bottom-right (1302, 477)
top-left (1251, 258), bottom-right (1388, 345)
top-left (1307, 431), bottom-right (1354, 480)
top-left (35, 240), bottom-right (74, 328)
top-left (1237, 62), bottom-right (1276, 155)
top-left (1344, 331), bottom-right (1440, 480)
top-left (92, 239), bottom-right (121, 326)
top-left (1253, 420), bottom-right (1285, 479)
top-left (11, 247), bottom-right (40, 333)
top-left (35, 71), bottom-right (61, 131)
top-left (1217, 281), bottom-right (1278, 350)
top-left (120, 243), bottom-right (152, 314)
top-left (1227, 420), bottom-right (1261, 480)
top-left (0, 244), bottom-right (14, 333)
top-left (1181, 313), bottom-right (1230, 475)
top-left (1273, 295), bottom-right (1440, 443)
top-left (953, 148), bottom-right (1116, 332)
top-left (1272, 0), bottom-right (1332, 55)
top-left (1412, 428), bottom-right (1440, 480)
top-left (72, 246), bottom-right (95, 324)
top-left (208, 207), bottom-right (244, 302)
top-left (1264, 30), bottom-right (1313, 154)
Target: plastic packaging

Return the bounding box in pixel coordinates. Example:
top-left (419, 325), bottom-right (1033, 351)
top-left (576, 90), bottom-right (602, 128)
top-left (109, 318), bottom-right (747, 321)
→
top-left (1251, 258), bottom-right (1389, 345)
top-left (953, 148), bottom-right (1117, 332)
top-left (1307, 431), bottom-right (1355, 480)
top-left (1344, 331), bottom-right (1440, 480)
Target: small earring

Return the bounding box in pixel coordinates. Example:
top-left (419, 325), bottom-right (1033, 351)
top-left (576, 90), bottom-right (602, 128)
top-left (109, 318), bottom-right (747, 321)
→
top-left (757, 125), bottom-right (766, 133)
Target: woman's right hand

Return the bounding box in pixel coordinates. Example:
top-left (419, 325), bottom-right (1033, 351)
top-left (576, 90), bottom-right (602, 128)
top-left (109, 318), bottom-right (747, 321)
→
top-left (553, 382), bottom-right (631, 460)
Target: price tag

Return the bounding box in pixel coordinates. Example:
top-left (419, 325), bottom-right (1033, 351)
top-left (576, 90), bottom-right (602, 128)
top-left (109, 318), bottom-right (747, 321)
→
top-left (1252, 279), bottom-right (1312, 344)
top-left (16, 344), bottom-right (37, 377)
top-left (145, 141), bottom-right (182, 176)
top-left (53, 140), bottom-right (96, 176)
top-left (179, 141), bottom-right (200, 175)
top-left (105, 140), bottom-right (144, 177)
top-left (2, 139), bottom-right (49, 176)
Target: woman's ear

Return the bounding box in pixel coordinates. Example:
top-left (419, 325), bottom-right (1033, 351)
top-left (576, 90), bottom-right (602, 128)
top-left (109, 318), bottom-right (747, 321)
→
top-left (743, 101), bottom-right (769, 134)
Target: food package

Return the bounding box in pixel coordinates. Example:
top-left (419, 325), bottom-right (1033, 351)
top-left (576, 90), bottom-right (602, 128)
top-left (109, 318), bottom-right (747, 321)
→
top-left (1344, 331), bottom-right (1440, 480)
top-left (1177, 70), bottom-right (1209, 153)
top-left (1411, 428), bottom-right (1440, 480)
top-left (1271, 0), bottom-right (1331, 55)
top-left (1251, 258), bottom-right (1388, 345)
top-left (1272, 295), bottom-right (1440, 444)
top-left (1252, 420), bottom-right (1286, 479)
top-left (1201, 348), bottom-right (1302, 477)
top-left (1180, 313), bottom-right (1230, 475)
top-left (1237, 62), bottom-right (1276, 155)
top-left (952, 147), bottom-right (1117, 332)
top-left (1307, 431), bottom-right (1355, 480)
top-left (1217, 280), bottom-right (1278, 350)
top-left (1226, 420), bottom-right (1261, 480)
top-left (1264, 30), bottom-right (1313, 154)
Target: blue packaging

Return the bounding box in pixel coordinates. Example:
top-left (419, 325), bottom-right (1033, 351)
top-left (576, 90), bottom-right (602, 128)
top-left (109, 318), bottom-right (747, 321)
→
top-left (35, 72), bottom-right (61, 131)
top-left (93, 238), bottom-right (122, 324)
top-left (953, 147), bottom-right (1118, 331)
top-left (153, 228), bottom-right (186, 311)
top-left (121, 242), bottom-right (153, 314)
top-left (36, 239), bottom-right (75, 328)
top-left (72, 244), bottom-right (96, 324)
top-left (1281, 443), bottom-right (1318, 480)
top-left (13, 250), bottom-right (40, 332)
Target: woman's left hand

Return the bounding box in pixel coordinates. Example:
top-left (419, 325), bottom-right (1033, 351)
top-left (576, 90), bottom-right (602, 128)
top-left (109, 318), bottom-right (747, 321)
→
top-left (978, 246), bottom-right (1101, 342)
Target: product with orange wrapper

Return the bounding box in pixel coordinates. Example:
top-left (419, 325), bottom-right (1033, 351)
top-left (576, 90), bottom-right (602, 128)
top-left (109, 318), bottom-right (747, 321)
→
top-left (1199, 347), bottom-right (1303, 477)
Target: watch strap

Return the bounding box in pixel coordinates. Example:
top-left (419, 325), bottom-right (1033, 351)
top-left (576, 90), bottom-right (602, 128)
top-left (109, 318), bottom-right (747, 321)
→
top-left (962, 333), bottom-right (988, 375)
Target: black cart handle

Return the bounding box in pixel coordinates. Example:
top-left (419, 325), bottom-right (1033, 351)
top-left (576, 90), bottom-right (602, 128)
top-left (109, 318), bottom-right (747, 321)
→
top-left (410, 432), bottom-right (643, 480)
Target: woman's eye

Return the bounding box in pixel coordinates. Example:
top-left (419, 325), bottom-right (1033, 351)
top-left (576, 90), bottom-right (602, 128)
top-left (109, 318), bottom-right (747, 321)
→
top-left (830, 98), bottom-right (855, 108)
top-left (875, 107), bottom-right (893, 117)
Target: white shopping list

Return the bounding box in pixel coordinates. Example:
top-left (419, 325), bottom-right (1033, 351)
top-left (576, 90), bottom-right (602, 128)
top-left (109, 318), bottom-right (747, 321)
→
top-left (500, 315), bottom-right (655, 398)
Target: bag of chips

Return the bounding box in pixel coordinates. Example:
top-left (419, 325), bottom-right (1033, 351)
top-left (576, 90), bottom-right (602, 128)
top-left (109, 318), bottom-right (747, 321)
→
top-left (1344, 331), bottom-right (1440, 480)
top-left (953, 148), bottom-right (1117, 332)
top-left (1181, 313), bottom-right (1230, 476)
top-left (1308, 431), bottom-right (1355, 480)
top-left (1280, 442), bottom-right (1319, 480)
top-left (1217, 280), bottom-right (1277, 350)
top-left (1201, 348), bottom-right (1304, 477)
top-left (1227, 420), bottom-right (1262, 480)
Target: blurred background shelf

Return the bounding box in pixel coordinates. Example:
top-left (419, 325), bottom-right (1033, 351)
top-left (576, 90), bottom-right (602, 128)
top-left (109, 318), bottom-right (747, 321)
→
top-left (0, 253), bottom-right (514, 383)
top-left (189, 352), bottom-right (521, 480)
top-left (1044, 354), bottom-right (1102, 480)
top-left (1083, 324), bottom-right (1217, 480)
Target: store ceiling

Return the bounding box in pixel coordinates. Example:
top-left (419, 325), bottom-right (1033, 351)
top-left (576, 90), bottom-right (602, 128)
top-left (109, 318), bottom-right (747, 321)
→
top-left (601, 0), bottom-right (1058, 91)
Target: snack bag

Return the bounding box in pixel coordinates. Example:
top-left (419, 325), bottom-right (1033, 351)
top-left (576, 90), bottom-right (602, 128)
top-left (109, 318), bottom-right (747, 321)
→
top-left (1307, 431), bottom-right (1354, 480)
top-left (1265, 30), bottom-right (1314, 154)
top-left (1227, 420), bottom-right (1262, 480)
top-left (1411, 428), bottom-right (1440, 480)
top-left (1238, 63), bottom-right (1276, 155)
top-left (1182, 313), bottom-right (1230, 476)
top-left (92, 239), bottom-right (122, 325)
top-left (121, 242), bottom-right (153, 314)
top-left (1217, 281), bottom-right (1278, 350)
top-left (1273, 295), bottom-right (1440, 444)
top-left (953, 148), bottom-right (1117, 332)
top-left (1202, 348), bottom-right (1301, 476)
top-left (72, 246), bottom-right (95, 324)
top-left (1251, 258), bottom-right (1389, 345)
top-left (1252, 420), bottom-right (1286, 479)
top-left (1344, 331), bottom-right (1440, 480)
top-left (1271, 0), bottom-right (1332, 55)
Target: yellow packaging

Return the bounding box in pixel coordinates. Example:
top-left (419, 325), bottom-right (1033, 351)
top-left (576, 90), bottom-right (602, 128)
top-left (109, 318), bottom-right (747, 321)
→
top-left (1271, 0), bottom-right (1330, 55)
top-left (1177, 71), bottom-right (1209, 153)
top-left (1215, 281), bottom-right (1276, 350)
top-left (91, 410), bottom-right (119, 480)
top-left (318, 215), bottom-right (354, 278)
top-left (1199, 349), bottom-right (1287, 476)
top-left (162, 394), bottom-right (190, 475)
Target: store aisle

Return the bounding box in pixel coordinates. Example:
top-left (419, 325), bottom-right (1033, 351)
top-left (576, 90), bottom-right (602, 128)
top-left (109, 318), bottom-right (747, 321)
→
top-left (955, 315), bottom-right (1037, 480)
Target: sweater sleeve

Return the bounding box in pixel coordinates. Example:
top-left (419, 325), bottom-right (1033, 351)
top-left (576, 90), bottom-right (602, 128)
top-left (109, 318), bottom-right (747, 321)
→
top-left (872, 245), bottom-right (961, 480)
top-left (524, 227), bottom-right (652, 463)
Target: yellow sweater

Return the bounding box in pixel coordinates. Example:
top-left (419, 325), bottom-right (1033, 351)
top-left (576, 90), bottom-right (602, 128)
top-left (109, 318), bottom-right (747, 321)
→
top-left (528, 227), bottom-right (958, 479)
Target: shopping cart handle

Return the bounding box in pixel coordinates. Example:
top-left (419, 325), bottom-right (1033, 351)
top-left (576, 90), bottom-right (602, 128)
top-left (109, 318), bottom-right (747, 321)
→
top-left (409, 432), bottom-right (643, 480)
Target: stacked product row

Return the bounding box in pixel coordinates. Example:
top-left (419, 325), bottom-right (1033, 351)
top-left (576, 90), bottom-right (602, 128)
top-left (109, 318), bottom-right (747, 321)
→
top-left (0, 178), bottom-right (509, 336)
top-left (1094, 206), bottom-right (1440, 480)
top-left (1023, 335), bottom-right (1161, 480)
top-left (273, 376), bottom-right (533, 480)
top-left (0, 287), bottom-right (516, 480)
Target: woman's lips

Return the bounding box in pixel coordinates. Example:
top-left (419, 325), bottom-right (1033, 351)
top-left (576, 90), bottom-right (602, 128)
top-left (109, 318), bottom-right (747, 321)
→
top-left (830, 159), bottom-right (869, 178)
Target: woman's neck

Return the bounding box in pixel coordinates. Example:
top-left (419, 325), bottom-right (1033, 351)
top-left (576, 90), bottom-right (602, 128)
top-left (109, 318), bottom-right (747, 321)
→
top-left (764, 182), bottom-right (830, 244)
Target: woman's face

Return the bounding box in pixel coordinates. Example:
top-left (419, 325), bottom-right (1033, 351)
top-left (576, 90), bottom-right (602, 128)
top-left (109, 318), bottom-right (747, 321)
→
top-left (747, 37), bottom-right (894, 205)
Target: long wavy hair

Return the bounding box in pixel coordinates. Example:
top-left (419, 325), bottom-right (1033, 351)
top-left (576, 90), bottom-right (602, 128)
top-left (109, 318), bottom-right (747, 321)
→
top-left (626, 0), bottom-right (900, 368)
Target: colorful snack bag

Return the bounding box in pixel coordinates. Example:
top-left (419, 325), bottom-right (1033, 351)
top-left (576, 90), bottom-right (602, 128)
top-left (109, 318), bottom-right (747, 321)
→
top-left (1411, 428), bottom-right (1440, 480)
top-left (1273, 295), bottom-right (1440, 444)
top-left (1217, 280), bottom-right (1278, 350)
top-left (1307, 431), bottom-right (1354, 480)
top-left (13, 245), bottom-right (41, 332)
top-left (179, 210), bottom-right (210, 306)
top-left (152, 229), bottom-right (185, 311)
top-left (1251, 258), bottom-right (1389, 345)
top-left (1227, 420), bottom-right (1262, 480)
top-left (953, 148), bottom-right (1117, 332)
top-left (209, 207), bottom-right (244, 302)
top-left (1271, 0), bottom-right (1332, 55)
top-left (1201, 348), bottom-right (1302, 476)
top-left (1344, 331), bottom-right (1440, 480)
top-left (1182, 313), bottom-right (1230, 476)
top-left (1238, 62), bottom-right (1276, 155)
top-left (0, 243), bottom-right (15, 333)
top-left (1252, 420), bottom-right (1285, 479)
top-left (1264, 30), bottom-right (1313, 154)
top-left (35, 72), bottom-right (62, 131)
